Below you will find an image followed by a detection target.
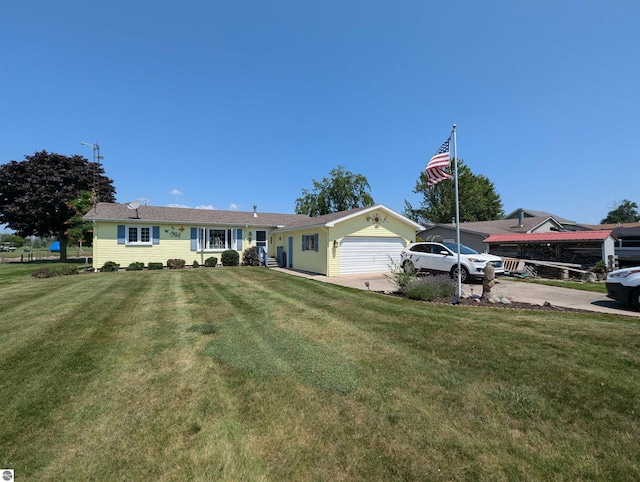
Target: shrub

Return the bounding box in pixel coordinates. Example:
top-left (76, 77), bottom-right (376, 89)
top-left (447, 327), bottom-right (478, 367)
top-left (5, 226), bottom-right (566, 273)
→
top-left (404, 275), bottom-right (456, 301)
top-left (592, 260), bottom-right (607, 273)
top-left (126, 262), bottom-right (144, 271)
top-left (148, 262), bottom-right (164, 270)
top-left (204, 257), bottom-right (218, 267)
top-left (221, 250), bottom-right (239, 266)
top-left (53, 265), bottom-right (79, 276)
top-left (242, 247), bottom-right (261, 266)
top-left (167, 258), bottom-right (186, 269)
top-left (385, 256), bottom-right (417, 292)
top-left (101, 261), bottom-right (120, 272)
top-left (32, 268), bottom-right (57, 279)
top-left (192, 260), bottom-right (199, 268)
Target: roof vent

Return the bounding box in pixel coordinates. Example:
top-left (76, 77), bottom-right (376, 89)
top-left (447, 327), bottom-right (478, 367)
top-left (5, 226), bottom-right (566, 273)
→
top-left (253, 205), bottom-right (257, 218)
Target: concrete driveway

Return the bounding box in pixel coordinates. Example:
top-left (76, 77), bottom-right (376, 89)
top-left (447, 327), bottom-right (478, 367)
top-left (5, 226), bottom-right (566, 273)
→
top-left (271, 268), bottom-right (640, 318)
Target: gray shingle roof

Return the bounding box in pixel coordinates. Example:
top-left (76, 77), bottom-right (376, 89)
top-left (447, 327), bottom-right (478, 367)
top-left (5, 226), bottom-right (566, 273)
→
top-left (504, 208), bottom-right (576, 224)
top-left (271, 206), bottom-right (373, 231)
top-left (84, 203), bottom-right (309, 227)
top-left (85, 203), bottom-right (424, 232)
top-left (421, 216), bottom-right (561, 236)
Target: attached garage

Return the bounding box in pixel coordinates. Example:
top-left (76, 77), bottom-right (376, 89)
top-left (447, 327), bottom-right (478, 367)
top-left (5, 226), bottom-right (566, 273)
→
top-left (270, 204), bottom-right (424, 276)
top-left (339, 236), bottom-right (406, 274)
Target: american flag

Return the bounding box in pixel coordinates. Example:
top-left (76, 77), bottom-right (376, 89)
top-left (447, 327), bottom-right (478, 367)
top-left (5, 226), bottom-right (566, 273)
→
top-left (425, 137), bottom-right (452, 187)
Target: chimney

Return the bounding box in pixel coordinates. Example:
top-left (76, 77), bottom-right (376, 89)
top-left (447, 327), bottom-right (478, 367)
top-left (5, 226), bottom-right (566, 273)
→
top-left (518, 209), bottom-right (524, 228)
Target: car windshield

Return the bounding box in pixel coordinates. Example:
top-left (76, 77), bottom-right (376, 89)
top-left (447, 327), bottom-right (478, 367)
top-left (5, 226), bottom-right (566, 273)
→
top-left (442, 242), bottom-right (478, 255)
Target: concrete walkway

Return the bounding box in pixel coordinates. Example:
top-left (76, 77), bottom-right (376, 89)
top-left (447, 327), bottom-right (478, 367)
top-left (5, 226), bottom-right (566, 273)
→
top-left (270, 268), bottom-right (640, 318)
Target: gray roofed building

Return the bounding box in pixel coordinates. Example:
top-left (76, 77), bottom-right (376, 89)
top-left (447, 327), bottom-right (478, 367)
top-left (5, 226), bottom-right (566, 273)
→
top-left (84, 203), bottom-right (308, 228)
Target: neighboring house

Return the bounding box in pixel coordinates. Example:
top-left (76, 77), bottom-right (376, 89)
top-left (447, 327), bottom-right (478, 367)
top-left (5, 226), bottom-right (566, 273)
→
top-left (419, 215), bottom-right (565, 253)
top-left (84, 203), bottom-right (424, 276)
top-left (503, 208), bottom-right (584, 231)
top-left (418, 208), bottom-right (619, 267)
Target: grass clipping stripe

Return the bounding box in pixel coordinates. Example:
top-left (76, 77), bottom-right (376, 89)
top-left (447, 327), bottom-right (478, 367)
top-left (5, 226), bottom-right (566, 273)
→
top-left (202, 317), bottom-right (359, 394)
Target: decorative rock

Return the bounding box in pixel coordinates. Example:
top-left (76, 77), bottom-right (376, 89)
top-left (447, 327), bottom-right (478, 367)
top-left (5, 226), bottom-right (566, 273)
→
top-left (500, 298), bottom-right (511, 305)
top-left (482, 262), bottom-right (496, 299)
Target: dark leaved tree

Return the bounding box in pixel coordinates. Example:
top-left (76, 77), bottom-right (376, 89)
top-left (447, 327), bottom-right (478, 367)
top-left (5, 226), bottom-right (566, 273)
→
top-left (0, 151), bottom-right (116, 261)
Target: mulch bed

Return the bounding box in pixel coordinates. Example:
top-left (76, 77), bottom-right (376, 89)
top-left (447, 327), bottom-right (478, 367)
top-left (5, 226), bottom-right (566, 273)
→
top-left (382, 291), bottom-right (594, 314)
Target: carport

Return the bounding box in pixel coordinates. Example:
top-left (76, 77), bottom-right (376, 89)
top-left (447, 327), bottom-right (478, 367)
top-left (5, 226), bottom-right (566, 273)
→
top-left (484, 230), bottom-right (616, 267)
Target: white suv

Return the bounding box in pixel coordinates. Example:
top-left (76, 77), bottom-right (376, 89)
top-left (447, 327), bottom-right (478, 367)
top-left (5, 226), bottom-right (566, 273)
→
top-left (606, 266), bottom-right (640, 309)
top-left (400, 242), bottom-right (504, 283)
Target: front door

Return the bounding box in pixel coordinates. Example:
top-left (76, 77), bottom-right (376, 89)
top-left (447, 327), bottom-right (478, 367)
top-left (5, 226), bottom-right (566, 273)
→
top-left (256, 230), bottom-right (267, 248)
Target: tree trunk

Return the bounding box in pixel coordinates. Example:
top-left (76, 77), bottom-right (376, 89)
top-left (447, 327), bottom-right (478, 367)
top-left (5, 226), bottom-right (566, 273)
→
top-left (59, 231), bottom-right (68, 262)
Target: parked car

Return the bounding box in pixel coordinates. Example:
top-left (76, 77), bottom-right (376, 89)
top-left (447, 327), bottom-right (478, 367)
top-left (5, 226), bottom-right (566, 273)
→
top-left (606, 266), bottom-right (640, 309)
top-left (400, 242), bottom-right (504, 283)
top-left (0, 242), bottom-right (16, 252)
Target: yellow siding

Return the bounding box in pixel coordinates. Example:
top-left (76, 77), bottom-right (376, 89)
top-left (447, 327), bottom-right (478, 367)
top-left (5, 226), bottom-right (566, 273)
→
top-left (92, 222), bottom-right (254, 269)
top-left (91, 208), bottom-right (418, 275)
top-left (279, 212), bottom-right (417, 276)
top-left (287, 229), bottom-right (327, 275)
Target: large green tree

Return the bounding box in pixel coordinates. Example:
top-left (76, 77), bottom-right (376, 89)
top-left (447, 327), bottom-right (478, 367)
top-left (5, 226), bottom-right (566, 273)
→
top-left (0, 150), bottom-right (116, 260)
top-left (404, 159), bottom-right (504, 225)
top-left (67, 191), bottom-right (96, 248)
top-left (295, 165), bottom-right (374, 216)
top-left (601, 199), bottom-right (640, 224)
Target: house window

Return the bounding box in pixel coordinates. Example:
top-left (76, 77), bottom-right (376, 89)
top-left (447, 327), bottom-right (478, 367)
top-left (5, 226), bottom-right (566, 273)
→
top-left (127, 226), bottom-right (151, 245)
top-left (198, 228), bottom-right (239, 251)
top-left (302, 234), bottom-right (319, 252)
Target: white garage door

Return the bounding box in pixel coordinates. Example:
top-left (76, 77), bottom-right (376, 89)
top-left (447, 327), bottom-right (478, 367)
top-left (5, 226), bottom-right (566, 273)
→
top-left (339, 237), bottom-right (406, 274)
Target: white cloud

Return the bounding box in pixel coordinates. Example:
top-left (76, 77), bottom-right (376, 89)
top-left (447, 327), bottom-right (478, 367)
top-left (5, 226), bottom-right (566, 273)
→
top-left (170, 189), bottom-right (183, 196)
top-left (166, 203), bottom-right (216, 210)
top-left (229, 203), bottom-right (239, 210)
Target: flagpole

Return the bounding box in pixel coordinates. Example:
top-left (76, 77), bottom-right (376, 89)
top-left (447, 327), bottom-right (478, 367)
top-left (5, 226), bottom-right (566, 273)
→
top-left (453, 124), bottom-right (462, 301)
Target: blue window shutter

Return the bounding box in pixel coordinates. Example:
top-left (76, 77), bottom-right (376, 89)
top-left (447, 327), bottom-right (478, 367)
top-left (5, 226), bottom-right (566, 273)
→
top-left (302, 235), bottom-right (305, 251)
top-left (152, 226), bottom-right (160, 244)
top-left (117, 225), bottom-right (125, 244)
top-left (191, 228), bottom-right (198, 251)
top-left (237, 229), bottom-right (243, 250)
top-left (314, 233), bottom-right (319, 252)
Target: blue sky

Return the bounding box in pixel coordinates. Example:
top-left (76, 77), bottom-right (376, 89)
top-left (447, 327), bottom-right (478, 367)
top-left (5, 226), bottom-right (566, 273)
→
top-left (1, 0), bottom-right (638, 224)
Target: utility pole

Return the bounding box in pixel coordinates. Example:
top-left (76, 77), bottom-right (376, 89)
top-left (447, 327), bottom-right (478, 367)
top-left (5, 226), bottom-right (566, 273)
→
top-left (81, 141), bottom-right (103, 208)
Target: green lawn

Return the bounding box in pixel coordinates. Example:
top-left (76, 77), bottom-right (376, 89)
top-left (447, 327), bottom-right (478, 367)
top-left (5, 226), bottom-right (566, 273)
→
top-left (1, 264), bottom-right (639, 481)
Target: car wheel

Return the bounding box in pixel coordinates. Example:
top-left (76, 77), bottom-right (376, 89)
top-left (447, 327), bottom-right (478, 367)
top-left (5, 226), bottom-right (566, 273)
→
top-left (632, 288), bottom-right (640, 310)
top-left (402, 260), bottom-right (415, 274)
top-left (451, 265), bottom-right (469, 283)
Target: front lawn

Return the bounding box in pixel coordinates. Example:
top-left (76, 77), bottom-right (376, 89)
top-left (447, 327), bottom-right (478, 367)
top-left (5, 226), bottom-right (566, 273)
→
top-left (1, 265), bottom-right (638, 480)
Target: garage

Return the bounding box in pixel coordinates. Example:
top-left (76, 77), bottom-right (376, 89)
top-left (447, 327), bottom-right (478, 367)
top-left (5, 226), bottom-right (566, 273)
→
top-left (339, 236), bottom-right (406, 274)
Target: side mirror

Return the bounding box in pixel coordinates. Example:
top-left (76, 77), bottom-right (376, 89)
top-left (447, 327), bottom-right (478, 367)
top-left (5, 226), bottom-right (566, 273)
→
top-left (440, 250), bottom-right (450, 256)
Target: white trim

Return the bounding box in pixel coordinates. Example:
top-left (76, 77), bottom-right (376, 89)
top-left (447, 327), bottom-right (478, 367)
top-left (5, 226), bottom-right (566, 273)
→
top-left (324, 204), bottom-right (424, 230)
top-left (197, 227), bottom-right (238, 251)
top-left (126, 225), bottom-right (152, 245)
